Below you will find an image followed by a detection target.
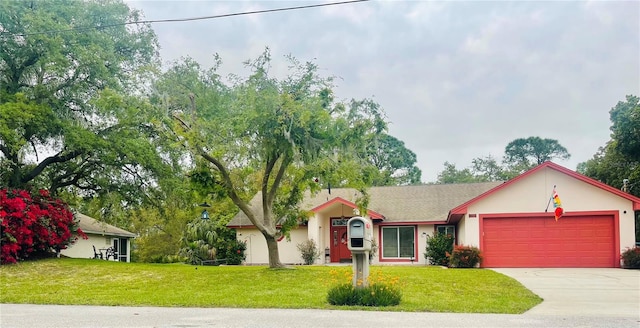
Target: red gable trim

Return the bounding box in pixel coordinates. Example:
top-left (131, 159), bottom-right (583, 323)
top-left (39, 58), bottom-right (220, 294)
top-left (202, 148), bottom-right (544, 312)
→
top-left (448, 161), bottom-right (640, 219)
top-left (310, 197), bottom-right (385, 220)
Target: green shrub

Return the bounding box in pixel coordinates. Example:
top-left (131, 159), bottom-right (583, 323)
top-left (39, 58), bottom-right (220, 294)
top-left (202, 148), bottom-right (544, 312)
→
top-left (327, 283), bottom-right (401, 306)
top-left (448, 245), bottom-right (482, 268)
top-left (297, 239), bottom-right (321, 265)
top-left (149, 254), bottom-right (184, 264)
top-left (424, 232), bottom-right (454, 266)
top-left (360, 283), bottom-right (402, 306)
top-left (180, 240), bottom-right (215, 265)
top-left (621, 247), bottom-right (640, 269)
top-left (223, 239), bottom-right (246, 265)
top-left (327, 283), bottom-right (361, 306)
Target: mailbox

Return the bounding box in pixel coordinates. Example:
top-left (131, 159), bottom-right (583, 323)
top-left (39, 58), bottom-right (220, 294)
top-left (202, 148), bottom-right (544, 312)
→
top-left (347, 216), bottom-right (373, 252)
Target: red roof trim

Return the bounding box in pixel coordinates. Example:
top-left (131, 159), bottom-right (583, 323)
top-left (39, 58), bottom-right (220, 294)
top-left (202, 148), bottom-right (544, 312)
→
top-left (310, 197), bottom-right (385, 220)
top-left (448, 161), bottom-right (640, 219)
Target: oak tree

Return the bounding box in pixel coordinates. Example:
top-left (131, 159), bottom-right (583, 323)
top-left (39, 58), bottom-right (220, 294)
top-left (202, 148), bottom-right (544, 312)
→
top-left (157, 51), bottom-right (391, 268)
top-left (0, 0), bottom-right (166, 202)
top-left (503, 136), bottom-right (570, 173)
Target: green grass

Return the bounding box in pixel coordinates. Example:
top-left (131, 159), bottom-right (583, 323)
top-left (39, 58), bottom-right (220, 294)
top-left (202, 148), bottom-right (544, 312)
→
top-left (0, 258), bottom-right (542, 313)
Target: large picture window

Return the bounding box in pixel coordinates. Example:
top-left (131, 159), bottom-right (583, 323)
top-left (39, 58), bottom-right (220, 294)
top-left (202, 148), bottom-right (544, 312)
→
top-left (382, 226), bottom-right (415, 258)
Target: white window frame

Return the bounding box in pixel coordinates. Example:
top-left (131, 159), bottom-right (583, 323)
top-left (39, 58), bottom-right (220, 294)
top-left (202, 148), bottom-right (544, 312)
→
top-left (111, 238), bottom-right (130, 262)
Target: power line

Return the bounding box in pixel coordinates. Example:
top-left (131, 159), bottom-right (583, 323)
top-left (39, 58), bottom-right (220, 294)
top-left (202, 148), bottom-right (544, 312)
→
top-left (5, 0), bottom-right (370, 37)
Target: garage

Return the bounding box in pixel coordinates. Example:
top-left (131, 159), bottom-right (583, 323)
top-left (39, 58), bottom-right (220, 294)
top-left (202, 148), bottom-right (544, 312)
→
top-left (482, 214), bottom-right (616, 268)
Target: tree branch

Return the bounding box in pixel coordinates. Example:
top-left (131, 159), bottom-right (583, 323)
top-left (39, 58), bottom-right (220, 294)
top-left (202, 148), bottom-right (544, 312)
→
top-left (199, 150), bottom-right (266, 231)
top-left (21, 149), bottom-right (83, 185)
top-left (266, 152), bottom-right (291, 208)
top-left (262, 153), bottom-right (277, 218)
top-left (173, 99), bottom-right (270, 233)
top-left (0, 143), bottom-right (13, 161)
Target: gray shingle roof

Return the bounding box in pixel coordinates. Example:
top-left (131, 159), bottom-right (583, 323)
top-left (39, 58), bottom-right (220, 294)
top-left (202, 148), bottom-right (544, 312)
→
top-left (76, 213), bottom-right (136, 238)
top-left (228, 182), bottom-right (502, 227)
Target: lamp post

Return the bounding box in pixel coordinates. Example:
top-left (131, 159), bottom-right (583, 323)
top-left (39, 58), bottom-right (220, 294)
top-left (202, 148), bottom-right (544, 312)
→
top-left (199, 202), bottom-right (210, 220)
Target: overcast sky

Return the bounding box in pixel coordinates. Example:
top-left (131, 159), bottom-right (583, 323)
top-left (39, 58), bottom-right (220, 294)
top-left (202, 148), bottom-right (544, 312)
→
top-left (126, 0), bottom-right (639, 182)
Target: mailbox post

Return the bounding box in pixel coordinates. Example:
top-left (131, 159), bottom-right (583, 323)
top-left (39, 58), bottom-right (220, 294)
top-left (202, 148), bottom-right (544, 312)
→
top-left (347, 216), bottom-right (373, 287)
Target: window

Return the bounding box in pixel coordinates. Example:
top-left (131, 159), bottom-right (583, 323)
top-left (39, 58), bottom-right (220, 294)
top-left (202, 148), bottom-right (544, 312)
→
top-left (436, 225), bottom-right (455, 239)
top-left (382, 226), bottom-right (415, 258)
top-left (112, 238), bottom-right (129, 262)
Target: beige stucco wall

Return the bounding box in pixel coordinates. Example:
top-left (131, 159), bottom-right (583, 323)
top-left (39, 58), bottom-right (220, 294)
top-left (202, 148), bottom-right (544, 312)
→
top-left (462, 167), bottom-right (636, 251)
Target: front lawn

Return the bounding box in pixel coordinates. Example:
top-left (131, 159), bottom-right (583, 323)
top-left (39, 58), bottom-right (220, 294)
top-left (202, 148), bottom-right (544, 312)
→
top-left (0, 258), bottom-right (541, 313)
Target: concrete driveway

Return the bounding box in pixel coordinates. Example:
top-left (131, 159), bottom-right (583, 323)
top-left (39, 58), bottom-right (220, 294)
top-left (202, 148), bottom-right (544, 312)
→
top-left (492, 268), bottom-right (640, 317)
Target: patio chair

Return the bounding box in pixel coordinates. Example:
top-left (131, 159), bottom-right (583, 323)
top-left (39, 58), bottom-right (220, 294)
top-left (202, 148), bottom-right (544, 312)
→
top-left (104, 247), bottom-right (118, 261)
top-left (92, 245), bottom-right (103, 260)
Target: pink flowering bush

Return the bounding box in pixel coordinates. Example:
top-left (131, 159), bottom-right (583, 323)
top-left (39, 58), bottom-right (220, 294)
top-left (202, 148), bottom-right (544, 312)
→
top-left (0, 189), bottom-right (87, 264)
top-left (448, 245), bottom-right (483, 268)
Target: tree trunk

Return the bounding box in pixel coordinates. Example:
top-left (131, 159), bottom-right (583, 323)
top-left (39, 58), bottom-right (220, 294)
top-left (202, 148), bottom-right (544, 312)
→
top-left (8, 164), bottom-right (22, 189)
top-left (263, 232), bottom-right (285, 268)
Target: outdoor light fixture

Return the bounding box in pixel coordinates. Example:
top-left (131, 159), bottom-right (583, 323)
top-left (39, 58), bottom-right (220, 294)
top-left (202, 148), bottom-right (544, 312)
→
top-left (199, 202), bottom-right (211, 220)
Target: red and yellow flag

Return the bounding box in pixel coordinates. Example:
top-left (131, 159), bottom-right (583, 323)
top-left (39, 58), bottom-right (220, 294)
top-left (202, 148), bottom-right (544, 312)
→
top-left (552, 189), bottom-right (563, 221)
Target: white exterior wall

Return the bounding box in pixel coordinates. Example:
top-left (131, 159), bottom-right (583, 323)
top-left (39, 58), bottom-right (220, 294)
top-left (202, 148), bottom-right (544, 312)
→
top-left (457, 216), bottom-right (467, 245)
top-left (415, 225), bottom-right (434, 265)
top-left (306, 213), bottom-right (324, 263)
top-left (61, 233), bottom-right (131, 262)
top-left (237, 205), bottom-right (426, 265)
top-left (237, 221), bottom-right (442, 265)
top-left (462, 167), bottom-right (637, 252)
top-left (237, 227), bottom-right (309, 265)
top-left (310, 206), bottom-right (367, 264)
top-left (61, 234), bottom-right (110, 259)
top-left (237, 229), bottom-right (265, 264)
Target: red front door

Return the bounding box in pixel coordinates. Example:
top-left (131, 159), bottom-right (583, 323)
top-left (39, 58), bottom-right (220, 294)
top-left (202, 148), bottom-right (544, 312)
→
top-left (330, 226), bottom-right (352, 262)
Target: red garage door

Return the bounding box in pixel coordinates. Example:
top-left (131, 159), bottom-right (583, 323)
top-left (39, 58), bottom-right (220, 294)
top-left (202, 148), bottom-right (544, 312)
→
top-left (482, 215), bottom-right (615, 268)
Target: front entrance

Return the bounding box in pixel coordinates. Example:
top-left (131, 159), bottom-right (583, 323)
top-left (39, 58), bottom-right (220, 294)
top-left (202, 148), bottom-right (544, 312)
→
top-left (330, 217), bottom-right (352, 262)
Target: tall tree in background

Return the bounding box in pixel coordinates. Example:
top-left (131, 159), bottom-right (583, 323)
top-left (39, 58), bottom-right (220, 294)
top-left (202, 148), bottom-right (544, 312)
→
top-left (157, 50), bottom-right (392, 268)
top-left (366, 134), bottom-right (422, 185)
top-left (470, 155), bottom-right (510, 181)
top-left (579, 95), bottom-right (640, 197)
top-left (434, 138), bottom-right (571, 183)
top-left (609, 95), bottom-right (640, 163)
top-left (435, 162), bottom-right (478, 184)
top-left (0, 0), bottom-right (167, 202)
top-left (503, 136), bottom-right (570, 174)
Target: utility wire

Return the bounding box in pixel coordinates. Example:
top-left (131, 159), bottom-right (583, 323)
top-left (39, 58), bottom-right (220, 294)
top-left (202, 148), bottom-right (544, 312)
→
top-left (5, 0), bottom-right (370, 37)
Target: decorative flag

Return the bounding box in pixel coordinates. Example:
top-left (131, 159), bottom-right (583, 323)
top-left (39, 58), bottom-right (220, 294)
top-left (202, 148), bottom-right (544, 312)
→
top-left (552, 189), bottom-right (563, 221)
